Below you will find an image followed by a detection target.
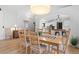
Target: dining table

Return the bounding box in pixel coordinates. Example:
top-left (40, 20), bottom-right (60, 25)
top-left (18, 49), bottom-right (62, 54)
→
top-left (39, 35), bottom-right (63, 54)
top-left (26, 34), bottom-right (63, 54)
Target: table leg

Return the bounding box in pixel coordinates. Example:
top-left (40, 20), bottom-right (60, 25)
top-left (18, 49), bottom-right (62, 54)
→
top-left (46, 45), bottom-right (50, 53)
top-left (48, 45), bottom-right (52, 53)
top-left (57, 45), bottom-right (59, 54)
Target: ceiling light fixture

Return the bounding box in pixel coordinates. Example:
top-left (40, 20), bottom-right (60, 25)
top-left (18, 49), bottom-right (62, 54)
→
top-left (30, 5), bottom-right (51, 15)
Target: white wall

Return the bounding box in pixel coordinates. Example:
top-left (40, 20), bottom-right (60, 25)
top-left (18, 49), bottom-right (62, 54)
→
top-left (0, 5), bottom-right (79, 40)
top-left (39, 6), bottom-right (79, 37)
top-left (58, 6), bottom-right (79, 37)
top-left (0, 5), bottom-right (34, 40)
top-left (0, 11), bottom-right (5, 40)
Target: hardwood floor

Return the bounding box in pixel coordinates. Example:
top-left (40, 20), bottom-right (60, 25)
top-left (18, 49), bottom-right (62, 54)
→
top-left (0, 39), bottom-right (79, 54)
top-left (67, 45), bottom-right (79, 54)
top-left (0, 39), bottom-right (25, 54)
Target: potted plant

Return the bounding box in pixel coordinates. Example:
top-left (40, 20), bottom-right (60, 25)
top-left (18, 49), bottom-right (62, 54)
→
top-left (70, 36), bottom-right (78, 47)
top-left (38, 31), bottom-right (42, 36)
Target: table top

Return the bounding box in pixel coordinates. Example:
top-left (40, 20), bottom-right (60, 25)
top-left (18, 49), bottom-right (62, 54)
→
top-left (26, 35), bottom-right (62, 46)
top-left (39, 36), bottom-right (62, 45)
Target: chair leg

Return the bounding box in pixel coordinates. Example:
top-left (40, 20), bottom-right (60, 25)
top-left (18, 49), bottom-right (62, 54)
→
top-left (46, 45), bottom-right (49, 53)
top-left (51, 46), bottom-right (56, 54)
top-left (57, 45), bottom-right (59, 54)
top-left (63, 47), bottom-right (67, 54)
top-left (39, 48), bottom-right (42, 54)
top-left (46, 45), bottom-right (51, 53)
top-left (30, 46), bottom-right (32, 54)
top-left (25, 46), bottom-right (27, 53)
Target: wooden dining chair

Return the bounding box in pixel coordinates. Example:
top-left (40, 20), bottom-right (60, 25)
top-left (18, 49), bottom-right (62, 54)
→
top-left (18, 29), bottom-right (30, 53)
top-left (62, 29), bottom-right (71, 53)
top-left (42, 32), bottom-right (51, 35)
top-left (37, 31), bottom-right (52, 54)
top-left (51, 29), bottom-right (71, 54)
top-left (29, 35), bottom-right (41, 54)
top-left (29, 35), bottom-right (48, 54)
top-left (18, 30), bottom-right (25, 48)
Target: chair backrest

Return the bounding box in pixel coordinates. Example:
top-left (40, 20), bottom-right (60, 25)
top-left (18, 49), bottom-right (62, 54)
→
top-left (25, 30), bottom-right (30, 40)
top-left (25, 30), bottom-right (37, 44)
top-left (42, 32), bottom-right (51, 35)
top-left (62, 29), bottom-right (71, 53)
top-left (18, 30), bottom-right (25, 40)
top-left (18, 30), bottom-right (26, 48)
top-left (29, 35), bottom-right (39, 45)
top-left (63, 29), bottom-right (70, 44)
top-left (30, 31), bottom-right (37, 35)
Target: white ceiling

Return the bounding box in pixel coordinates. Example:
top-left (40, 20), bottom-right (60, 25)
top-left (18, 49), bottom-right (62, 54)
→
top-left (0, 5), bottom-right (71, 21)
top-left (0, 5), bottom-right (69, 13)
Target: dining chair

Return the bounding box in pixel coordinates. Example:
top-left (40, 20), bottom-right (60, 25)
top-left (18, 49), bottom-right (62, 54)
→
top-left (29, 35), bottom-right (48, 54)
top-left (51, 29), bottom-right (71, 54)
top-left (38, 32), bottom-right (51, 54)
top-left (18, 30), bottom-right (24, 48)
top-left (29, 35), bottom-right (41, 54)
top-left (18, 29), bottom-right (30, 53)
top-left (62, 29), bottom-right (71, 53)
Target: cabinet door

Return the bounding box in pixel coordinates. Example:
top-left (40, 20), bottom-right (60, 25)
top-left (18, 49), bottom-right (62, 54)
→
top-left (13, 30), bottom-right (19, 38)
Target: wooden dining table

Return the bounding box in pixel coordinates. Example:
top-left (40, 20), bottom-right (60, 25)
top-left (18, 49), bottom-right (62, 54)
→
top-left (39, 36), bottom-right (63, 54)
top-left (26, 34), bottom-right (63, 54)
